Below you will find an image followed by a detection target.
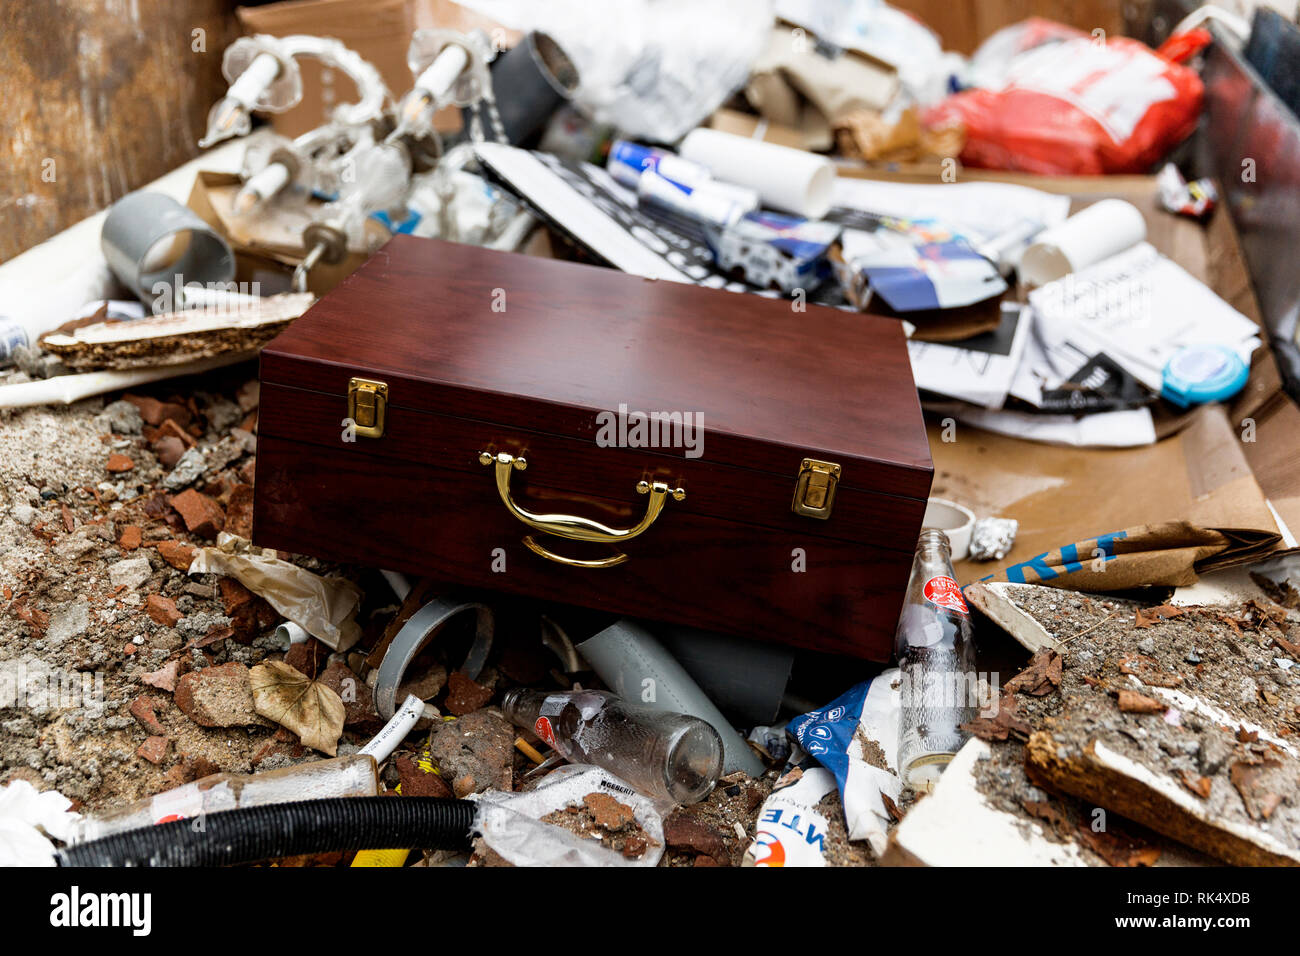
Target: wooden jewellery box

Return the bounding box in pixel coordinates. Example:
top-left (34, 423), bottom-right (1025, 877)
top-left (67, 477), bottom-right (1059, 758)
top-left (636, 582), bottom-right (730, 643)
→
top-left (254, 235), bottom-right (932, 660)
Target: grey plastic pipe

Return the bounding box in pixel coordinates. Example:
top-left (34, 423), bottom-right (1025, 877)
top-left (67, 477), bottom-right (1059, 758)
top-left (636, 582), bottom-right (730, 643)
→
top-left (577, 620), bottom-right (765, 778)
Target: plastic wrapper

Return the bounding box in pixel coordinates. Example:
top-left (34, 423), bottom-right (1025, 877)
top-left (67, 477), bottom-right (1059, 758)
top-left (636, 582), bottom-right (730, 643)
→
top-left (188, 532), bottom-right (362, 651)
top-left (472, 765), bottom-right (665, 867)
top-left (1156, 162), bottom-right (1218, 219)
top-left (926, 25), bottom-right (1203, 175)
top-left (705, 211), bottom-right (841, 293)
top-left (969, 517), bottom-right (1019, 561)
top-left (458, 0), bottom-right (771, 142)
top-left (787, 668), bottom-right (901, 857)
top-left (742, 751), bottom-right (837, 867)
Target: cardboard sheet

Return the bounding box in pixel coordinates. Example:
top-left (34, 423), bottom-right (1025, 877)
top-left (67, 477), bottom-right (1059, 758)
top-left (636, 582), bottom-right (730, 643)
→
top-left (932, 403), bottom-right (1283, 590)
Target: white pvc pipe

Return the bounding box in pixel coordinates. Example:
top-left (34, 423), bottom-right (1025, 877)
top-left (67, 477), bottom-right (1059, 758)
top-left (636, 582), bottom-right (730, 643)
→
top-left (228, 52), bottom-right (281, 108)
top-left (418, 43), bottom-right (470, 101)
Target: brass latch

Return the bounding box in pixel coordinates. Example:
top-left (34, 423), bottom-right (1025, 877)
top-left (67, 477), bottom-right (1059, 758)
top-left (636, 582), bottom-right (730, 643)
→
top-left (347, 377), bottom-right (388, 439)
top-left (792, 458), bottom-right (841, 520)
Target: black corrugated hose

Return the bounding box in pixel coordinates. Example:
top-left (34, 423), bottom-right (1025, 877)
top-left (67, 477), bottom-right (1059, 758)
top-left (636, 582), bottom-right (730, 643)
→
top-left (56, 797), bottom-right (477, 867)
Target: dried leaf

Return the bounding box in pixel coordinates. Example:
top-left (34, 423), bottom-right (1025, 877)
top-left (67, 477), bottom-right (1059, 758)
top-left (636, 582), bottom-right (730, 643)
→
top-left (1178, 770), bottom-right (1212, 799)
top-left (249, 660), bottom-right (345, 756)
top-left (961, 695), bottom-right (1031, 741)
top-left (1116, 689), bottom-right (1165, 714)
top-left (1135, 604), bottom-right (1183, 628)
top-left (1118, 655), bottom-right (1184, 688)
top-left (1275, 634), bottom-right (1300, 659)
top-left (1077, 824), bottom-right (1161, 867)
top-left (1004, 649), bottom-right (1062, 697)
top-left (1229, 759), bottom-right (1285, 821)
top-left (1022, 799), bottom-right (1068, 832)
top-left (880, 791), bottom-right (904, 823)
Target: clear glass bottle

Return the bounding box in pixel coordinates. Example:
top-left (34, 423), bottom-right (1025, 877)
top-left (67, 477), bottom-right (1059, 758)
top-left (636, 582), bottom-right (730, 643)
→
top-left (895, 529), bottom-right (977, 792)
top-left (502, 688), bottom-right (723, 805)
top-left (68, 753), bottom-right (380, 843)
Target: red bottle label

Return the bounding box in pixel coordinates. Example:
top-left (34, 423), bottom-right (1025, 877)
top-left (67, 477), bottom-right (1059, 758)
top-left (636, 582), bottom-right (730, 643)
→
top-left (534, 716), bottom-right (556, 747)
top-left (923, 575), bottom-right (969, 614)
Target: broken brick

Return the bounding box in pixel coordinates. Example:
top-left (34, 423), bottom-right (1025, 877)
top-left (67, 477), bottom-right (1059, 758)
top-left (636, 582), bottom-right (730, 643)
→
top-left (145, 594), bottom-right (182, 627)
top-left (1117, 689), bottom-right (1165, 714)
top-left (124, 394), bottom-right (192, 429)
top-left (174, 662), bottom-right (261, 728)
top-left (224, 484), bottom-right (254, 539)
top-left (158, 417), bottom-right (196, 448)
top-left (444, 670), bottom-right (494, 716)
top-left (169, 489), bottom-right (225, 539)
top-left (219, 576), bottom-right (253, 616)
top-left (664, 811), bottom-right (732, 865)
top-left (284, 638), bottom-right (330, 679)
top-left (129, 695), bottom-right (166, 735)
top-left (395, 755), bottom-right (453, 798)
top-left (152, 436), bottom-right (186, 469)
top-left (105, 453), bottom-right (135, 473)
top-left (584, 791), bottom-right (636, 830)
top-left (318, 660), bottom-right (381, 729)
top-left (137, 736), bottom-right (169, 765)
top-left (141, 660), bottom-right (181, 693)
top-left (117, 524), bottom-right (142, 551)
top-left (157, 540), bottom-right (196, 571)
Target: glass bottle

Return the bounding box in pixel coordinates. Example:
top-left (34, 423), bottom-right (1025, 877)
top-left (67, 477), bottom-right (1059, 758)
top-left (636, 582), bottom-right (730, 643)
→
top-left (895, 529), bottom-right (977, 792)
top-left (502, 688), bottom-right (723, 804)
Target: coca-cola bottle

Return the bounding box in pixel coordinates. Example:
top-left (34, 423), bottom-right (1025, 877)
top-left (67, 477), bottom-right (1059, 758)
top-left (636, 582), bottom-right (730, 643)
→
top-left (895, 529), bottom-right (977, 792)
top-left (501, 689), bottom-right (723, 804)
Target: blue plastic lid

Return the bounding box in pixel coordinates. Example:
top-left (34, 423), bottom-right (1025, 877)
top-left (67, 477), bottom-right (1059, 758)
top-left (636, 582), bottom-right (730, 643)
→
top-left (1161, 345), bottom-right (1249, 408)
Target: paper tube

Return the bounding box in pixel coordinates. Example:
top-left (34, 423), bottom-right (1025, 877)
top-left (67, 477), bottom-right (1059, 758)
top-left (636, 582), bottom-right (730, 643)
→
top-left (1019, 199), bottom-right (1147, 287)
top-left (679, 127), bottom-right (835, 218)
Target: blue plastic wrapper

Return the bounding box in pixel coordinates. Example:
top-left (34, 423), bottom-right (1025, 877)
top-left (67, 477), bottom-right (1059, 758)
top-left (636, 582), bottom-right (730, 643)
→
top-left (787, 669), bottom-right (901, 856)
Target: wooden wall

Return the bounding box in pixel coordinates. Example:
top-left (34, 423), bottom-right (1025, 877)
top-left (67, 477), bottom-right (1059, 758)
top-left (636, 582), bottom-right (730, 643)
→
top-left (891, 0), bottom-right (1131, 53)
top-left (0, 0), bottom-right (240, 262)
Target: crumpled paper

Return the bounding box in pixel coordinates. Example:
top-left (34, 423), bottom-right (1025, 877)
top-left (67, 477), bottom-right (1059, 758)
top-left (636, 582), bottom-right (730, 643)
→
top-left (472, 765), bottom-right (664, 867)
top-left (0, 780), bottom-right (80, 867)
top-left (188, 532), bottom-right (362, 651)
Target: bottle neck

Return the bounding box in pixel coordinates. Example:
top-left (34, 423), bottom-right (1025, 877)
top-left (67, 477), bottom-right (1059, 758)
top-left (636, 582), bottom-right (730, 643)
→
top-left (501, 688), bottom-right (547, 729)
top-left (915, 528), bottom-right (953, 562)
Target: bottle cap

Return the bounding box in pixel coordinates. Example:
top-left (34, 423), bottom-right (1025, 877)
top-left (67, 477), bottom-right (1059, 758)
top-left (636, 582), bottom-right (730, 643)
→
top-left (1161, 345), bottom-right (1248, 408)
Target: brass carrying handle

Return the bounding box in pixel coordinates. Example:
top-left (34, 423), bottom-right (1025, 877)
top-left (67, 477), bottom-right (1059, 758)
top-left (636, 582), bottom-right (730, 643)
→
top-left (477, 451), bottom-right (684, 556)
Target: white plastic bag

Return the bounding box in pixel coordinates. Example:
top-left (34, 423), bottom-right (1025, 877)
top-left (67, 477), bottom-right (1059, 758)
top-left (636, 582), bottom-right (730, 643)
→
top-left (472, 765), bottom-right (665, 867)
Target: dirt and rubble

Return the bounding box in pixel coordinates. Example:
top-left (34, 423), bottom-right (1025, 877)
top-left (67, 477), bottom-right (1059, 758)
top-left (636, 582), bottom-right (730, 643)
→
top-left (0, 373), bottom-right (803, 863)
top-left (961, 584), bottom-right (1300, 866)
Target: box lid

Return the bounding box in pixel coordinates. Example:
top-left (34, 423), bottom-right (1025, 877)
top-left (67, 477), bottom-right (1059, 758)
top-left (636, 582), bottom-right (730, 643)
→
top-left (260, 235), bottom-right (932, 502)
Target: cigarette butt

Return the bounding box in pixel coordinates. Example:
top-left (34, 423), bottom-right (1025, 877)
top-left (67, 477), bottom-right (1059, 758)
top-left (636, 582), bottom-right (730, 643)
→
top-left (515, 737), bottom-right (545, 765)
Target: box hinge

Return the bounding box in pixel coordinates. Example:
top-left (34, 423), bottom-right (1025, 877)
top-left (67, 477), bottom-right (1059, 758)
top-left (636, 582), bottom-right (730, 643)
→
top-left (347, 377), bottom-right (388, 439)
top-left (792, 458), bottom-right (841, 520)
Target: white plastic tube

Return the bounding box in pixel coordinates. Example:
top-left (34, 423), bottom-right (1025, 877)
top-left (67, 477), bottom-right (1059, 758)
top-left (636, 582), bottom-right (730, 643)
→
top-left (418, 43), bottom-right (470, 101)
top-left (1019, 199), bottom-right (1147, 287)
top-left (228, 52), bottom-right (281, 108)
top-left (359, 694), bottom-right (425, 763)
top-left (679, 127), bottom-right (836, 219)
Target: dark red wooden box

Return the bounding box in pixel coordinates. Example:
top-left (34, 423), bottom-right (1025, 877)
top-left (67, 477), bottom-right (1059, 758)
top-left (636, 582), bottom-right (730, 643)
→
top-left (254, 235), bottom-right (932, 660)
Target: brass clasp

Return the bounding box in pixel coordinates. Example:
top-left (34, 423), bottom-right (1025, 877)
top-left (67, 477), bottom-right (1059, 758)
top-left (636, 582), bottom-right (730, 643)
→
top-left (347, 377), bottom-right (388, 439)
top-left (792, 458), bottom-right (840, 519)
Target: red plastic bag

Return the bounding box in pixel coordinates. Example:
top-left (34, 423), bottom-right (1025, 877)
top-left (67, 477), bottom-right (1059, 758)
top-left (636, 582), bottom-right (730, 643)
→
top-left (926, 33), bottom-right (1203, 175)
